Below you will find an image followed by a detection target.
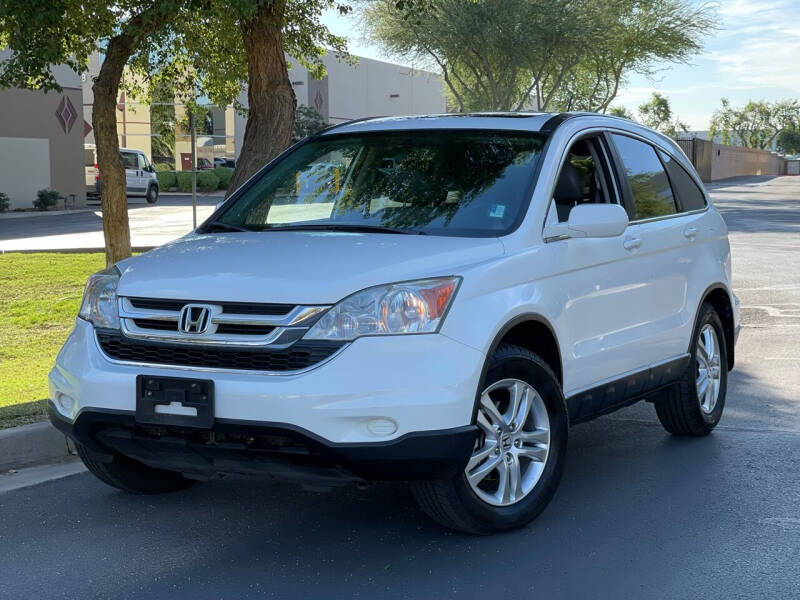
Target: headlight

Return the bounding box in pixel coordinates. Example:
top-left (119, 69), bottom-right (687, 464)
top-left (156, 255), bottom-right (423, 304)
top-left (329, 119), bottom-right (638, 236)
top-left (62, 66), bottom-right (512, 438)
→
top-left (78, 267), bottom-right (120, 329)
top-left (303, 277), bottom-right (460, 341)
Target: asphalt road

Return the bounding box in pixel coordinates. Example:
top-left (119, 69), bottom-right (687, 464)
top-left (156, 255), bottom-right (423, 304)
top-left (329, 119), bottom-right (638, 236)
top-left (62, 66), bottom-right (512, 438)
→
top-left (1, 177), bottom-right (799, 599)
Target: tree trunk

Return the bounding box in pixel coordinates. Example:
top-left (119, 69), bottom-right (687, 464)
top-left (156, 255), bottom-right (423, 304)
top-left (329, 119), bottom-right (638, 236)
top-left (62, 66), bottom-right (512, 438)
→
top-left (228, 1), bottom-right (296, 195)
top-left (93, 37), bottom-right (133, 266)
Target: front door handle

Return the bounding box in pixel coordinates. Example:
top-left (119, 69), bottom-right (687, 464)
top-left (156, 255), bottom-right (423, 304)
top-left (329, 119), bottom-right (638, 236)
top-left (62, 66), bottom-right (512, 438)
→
top-left (683, 226), bottom-right (698, 240)
top-left (623, 236), bottom-right (642, 251)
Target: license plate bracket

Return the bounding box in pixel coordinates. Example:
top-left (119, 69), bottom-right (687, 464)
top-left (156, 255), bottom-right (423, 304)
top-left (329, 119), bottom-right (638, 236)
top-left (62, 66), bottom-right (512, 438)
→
top-left (135, 375), bottom-right (214, 428)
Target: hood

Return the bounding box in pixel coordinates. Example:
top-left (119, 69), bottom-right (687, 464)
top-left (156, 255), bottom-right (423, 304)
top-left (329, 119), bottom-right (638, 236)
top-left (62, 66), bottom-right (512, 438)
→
top-left (116, 232), bottom-right (504, 304)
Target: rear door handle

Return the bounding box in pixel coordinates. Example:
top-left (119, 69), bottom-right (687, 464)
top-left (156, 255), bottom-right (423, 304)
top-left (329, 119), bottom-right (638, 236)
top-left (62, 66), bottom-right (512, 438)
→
top-left (623, 236), bottom-right (642, 251)
top-left (683, 226), bottom-right (698, 240)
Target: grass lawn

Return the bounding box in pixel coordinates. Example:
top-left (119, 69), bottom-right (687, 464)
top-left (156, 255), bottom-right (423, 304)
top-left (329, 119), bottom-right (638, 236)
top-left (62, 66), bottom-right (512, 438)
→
top-left (0, 253), bottom-right (105, 428)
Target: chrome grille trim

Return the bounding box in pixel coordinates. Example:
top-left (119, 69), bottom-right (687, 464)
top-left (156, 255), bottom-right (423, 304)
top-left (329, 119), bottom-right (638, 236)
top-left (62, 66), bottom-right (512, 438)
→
top-left (117, 297), bottom-right (328, 347)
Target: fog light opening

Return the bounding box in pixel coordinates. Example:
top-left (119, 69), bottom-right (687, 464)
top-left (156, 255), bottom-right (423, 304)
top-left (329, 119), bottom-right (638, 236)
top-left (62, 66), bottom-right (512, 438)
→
top-left (367, 418), bottom-right (398, 437)
top-left (55, 392), bottom-right (75, 415)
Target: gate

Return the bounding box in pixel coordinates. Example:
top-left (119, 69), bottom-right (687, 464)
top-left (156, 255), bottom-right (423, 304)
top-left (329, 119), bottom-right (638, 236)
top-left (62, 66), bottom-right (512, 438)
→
top-left (676, 138), bottom-right (712, 183)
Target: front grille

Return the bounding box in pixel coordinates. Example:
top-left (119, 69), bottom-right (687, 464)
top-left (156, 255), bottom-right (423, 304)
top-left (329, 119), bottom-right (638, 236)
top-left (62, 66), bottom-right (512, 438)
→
top-left (118, 296), bottom-right (328, 347)
top-left (97, 330), bottom-right (344, 372)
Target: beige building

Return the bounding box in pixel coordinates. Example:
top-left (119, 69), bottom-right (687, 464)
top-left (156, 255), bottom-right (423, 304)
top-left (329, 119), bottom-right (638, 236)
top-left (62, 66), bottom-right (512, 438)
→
top-left (0, 49), bottom-right (86, 209)
top-left (235, 54), bottom-right (446, 158)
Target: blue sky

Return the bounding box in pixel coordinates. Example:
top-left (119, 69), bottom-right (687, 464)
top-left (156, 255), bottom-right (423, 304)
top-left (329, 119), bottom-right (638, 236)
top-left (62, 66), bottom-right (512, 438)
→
top-left (321, 0), bottom-right (800, 130)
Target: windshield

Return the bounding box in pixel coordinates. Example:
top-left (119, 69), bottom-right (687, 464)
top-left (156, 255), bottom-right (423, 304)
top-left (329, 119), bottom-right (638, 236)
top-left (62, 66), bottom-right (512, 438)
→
top-left (216, 130), bottom-right (547, 237)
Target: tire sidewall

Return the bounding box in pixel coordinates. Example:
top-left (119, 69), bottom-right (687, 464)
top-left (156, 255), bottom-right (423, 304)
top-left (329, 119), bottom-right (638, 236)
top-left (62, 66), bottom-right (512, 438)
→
top-left (146, 185), bottom-right (158, 203)
top-left (691, 304), bottom-right (728, 427)
top-left (452, 350), bottom-right (568, 530)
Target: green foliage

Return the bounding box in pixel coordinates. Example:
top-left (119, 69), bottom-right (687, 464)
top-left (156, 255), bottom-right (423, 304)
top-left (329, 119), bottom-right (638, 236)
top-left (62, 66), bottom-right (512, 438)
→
top-left (608, 106), bottom-right (634, 120)
top-left (176, 171), bottom-right (193, 193)
top-left (293, 105), bottom-right (329, 142)
top-left (155, 163), bottom-right (173, 171)
top-left (638, 92), bottom-right (687, 136)
top-left (196, 171), bottom-right (220, 191)
top-left (363, 0), bottom-right (716, 112)
top-left (710, 98), bottom-right (800, 150)
top-left (33, 189), bottom-right (59, 211)
top-left (213, 166), bottom-right (234, 189)
top-left (0, 192), bottom-right (9, 212)
top-left (777, 127), bottom-right (800, 155)
top-left (157, 170), bottom-right (177, 190)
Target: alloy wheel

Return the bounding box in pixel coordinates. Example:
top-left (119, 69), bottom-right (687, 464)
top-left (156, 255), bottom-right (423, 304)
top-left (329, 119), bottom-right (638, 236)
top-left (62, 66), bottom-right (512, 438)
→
top-left (466, 378), bottom-right (550, 507)
top-left (696, 324), bottom-right (722, 414)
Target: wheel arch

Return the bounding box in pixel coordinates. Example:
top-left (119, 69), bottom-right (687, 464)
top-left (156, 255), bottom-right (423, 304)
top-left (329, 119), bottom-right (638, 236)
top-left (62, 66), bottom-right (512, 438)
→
top-left (471, 314), bottom-right (564, 424)
top-left (696, 284), bottom-right (735, 370)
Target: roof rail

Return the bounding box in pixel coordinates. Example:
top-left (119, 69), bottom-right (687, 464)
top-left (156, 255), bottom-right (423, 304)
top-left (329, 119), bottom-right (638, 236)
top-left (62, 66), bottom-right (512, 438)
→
top-left (313, 116), bottom-right (386, 137)
top-left (539, 113), bottom-right (574, 133)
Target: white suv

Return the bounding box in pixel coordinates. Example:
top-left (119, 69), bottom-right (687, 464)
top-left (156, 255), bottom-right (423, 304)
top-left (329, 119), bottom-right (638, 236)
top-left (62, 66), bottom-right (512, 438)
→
top-left (51, 113), bottom-right (739, 534)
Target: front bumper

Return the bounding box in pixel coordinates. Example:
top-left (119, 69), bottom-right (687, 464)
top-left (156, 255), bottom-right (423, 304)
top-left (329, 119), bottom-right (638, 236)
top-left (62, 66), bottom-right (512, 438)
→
top-left (49, 403), bottom-right (477, 482)
top-left (50, 319), bottom-right (484, 461)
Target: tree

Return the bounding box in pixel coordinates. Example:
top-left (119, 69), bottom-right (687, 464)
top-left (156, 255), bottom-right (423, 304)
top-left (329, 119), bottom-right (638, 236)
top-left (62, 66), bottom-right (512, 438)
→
top-left (362, 0), bottom-right (714, 113)
top-left (1, 0), bottom-right (349, 263)
top-left (777, 126), bottom-right (800, 155)
top-left (1, 1), bottom-right (188, 265)
top-left (293, 106), bottom-right (329, 142)
top-left (710, 98), bottom-right (800, 150)
top-left (637, 92), bottom-right (687, 136)
top-left (608, 106), bottom-right (634, 119)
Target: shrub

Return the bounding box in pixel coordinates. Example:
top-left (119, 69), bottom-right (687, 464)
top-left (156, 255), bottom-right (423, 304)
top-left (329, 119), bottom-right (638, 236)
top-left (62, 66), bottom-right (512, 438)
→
top-left (196, 171), bottom-right (220, 192)
top-left (155, 163), bottom-right (173, 172)
top-left (213, 166), bottom-right (233, 190)
top-left (33, 188), bottom-right (60, 211)
top-left (176, 171), bottom-right (193, 193)
top-left (156, 170), bottom-right (177, 190)
top-left (0, 192), bottom-right (9, 212)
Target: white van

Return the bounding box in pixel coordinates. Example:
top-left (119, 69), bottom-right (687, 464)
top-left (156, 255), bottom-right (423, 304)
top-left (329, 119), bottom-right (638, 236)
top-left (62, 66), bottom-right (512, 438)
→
top-left (84, 145), bottom-right (159, 203)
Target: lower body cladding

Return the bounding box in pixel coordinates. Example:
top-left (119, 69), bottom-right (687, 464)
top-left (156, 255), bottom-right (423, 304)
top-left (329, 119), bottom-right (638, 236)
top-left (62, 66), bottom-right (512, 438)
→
top-left (49, 319), bottom-right (485, 484)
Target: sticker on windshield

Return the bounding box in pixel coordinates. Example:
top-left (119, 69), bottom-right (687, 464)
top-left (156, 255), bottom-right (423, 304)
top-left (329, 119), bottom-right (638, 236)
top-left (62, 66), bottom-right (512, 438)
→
top-left (489, 204), bottom-right (506, 218)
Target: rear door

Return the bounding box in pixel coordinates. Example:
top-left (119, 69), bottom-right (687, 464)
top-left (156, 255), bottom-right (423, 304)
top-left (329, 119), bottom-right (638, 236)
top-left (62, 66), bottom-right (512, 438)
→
top-left (606, 132), bottom-right (695, 367)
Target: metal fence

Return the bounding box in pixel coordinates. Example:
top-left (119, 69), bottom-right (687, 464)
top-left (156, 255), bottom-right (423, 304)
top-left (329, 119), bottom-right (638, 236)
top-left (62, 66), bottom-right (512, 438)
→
top-left (676, 138), bottom-right (712, 183)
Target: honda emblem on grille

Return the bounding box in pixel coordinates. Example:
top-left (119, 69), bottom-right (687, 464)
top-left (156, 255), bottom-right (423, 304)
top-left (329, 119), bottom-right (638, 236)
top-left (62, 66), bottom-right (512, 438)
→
top-left (178, 304), bottom-right (213, 334)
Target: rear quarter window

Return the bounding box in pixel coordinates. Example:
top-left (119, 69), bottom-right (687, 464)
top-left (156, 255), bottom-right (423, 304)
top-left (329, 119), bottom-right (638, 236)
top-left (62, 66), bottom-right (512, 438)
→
top-left (658, 150), bottom-right (707, 212)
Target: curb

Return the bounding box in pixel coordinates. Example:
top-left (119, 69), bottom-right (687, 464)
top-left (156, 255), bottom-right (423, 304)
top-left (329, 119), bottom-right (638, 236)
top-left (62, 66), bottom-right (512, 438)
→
top-left (1, 247), bottom-right (156, 255)
top-left (0, 422), bottom-right (76, 471)
top-left (0, 209), bottom-right (94, 220)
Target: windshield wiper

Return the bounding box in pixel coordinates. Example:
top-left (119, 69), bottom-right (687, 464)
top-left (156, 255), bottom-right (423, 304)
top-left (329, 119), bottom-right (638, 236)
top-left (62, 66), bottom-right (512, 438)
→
top-left (263, 224), bottom-right (425, 235)
top-left (203, 221), bottom-right (252, 233)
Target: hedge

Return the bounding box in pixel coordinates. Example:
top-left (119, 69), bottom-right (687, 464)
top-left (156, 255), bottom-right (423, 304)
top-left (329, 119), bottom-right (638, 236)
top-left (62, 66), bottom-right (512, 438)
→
top-left (196, 171), bottom-right (220, 192)
top-left (156, 170), bottom-right (177, 190)
top-left (213, 166), bottom-right (233, 190)
top-left (176, 171), bottom-right (193, 193)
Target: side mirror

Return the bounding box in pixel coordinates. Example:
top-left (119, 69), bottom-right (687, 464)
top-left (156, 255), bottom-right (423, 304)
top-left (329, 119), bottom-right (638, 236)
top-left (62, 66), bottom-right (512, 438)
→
top-left (544, 203), bottom-right (629, 241)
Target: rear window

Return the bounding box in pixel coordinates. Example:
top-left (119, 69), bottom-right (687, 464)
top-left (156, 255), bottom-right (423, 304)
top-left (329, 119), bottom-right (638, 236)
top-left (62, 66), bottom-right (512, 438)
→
top-left (218, 130), bottom-right (547, 237)
top-left (659, 150), bottom-right (707, 212)
top-left (611, 134), bottom-right (677, 220)
top-left (84, 148), bottom-right (95, 167)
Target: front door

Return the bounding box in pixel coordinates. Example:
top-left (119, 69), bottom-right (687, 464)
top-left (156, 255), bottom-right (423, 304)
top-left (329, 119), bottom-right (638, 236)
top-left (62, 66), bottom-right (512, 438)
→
top-left (120, 151), bottom-right (143, 194)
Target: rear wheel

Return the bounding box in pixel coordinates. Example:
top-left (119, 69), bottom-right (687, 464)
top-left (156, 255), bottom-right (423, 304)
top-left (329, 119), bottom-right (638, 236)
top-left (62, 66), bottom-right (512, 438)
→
top-left (76, 443), bottom-right (194, 494)
top-left (146, 185), bottom-right (158, 204)
top-left (655, 302), bottom-right (728, 436)
top-left (411, 344), bottom-right (567, 534)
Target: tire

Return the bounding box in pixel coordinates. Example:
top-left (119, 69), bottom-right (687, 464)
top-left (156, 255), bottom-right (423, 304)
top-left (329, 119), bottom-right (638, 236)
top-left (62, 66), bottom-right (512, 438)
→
top-left (146, 185), bottom-right (158, 204)
top-left (411, 344), bottom-right (568, 534)
top-left (75, 442), bottom-right (195, 494)
top-left (655, 302), bottom-right (728, 436)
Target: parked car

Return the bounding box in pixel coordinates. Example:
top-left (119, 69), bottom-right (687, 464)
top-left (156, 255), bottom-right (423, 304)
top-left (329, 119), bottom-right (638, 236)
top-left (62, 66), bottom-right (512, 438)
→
top-left (213, 157), bottom-right (236, 168)
top-left (85, 145), bottom-right (159, 204)
top-left (55, 114), bottom-right (739, 534)
top-left (197, 157), bottom-right (213, 170)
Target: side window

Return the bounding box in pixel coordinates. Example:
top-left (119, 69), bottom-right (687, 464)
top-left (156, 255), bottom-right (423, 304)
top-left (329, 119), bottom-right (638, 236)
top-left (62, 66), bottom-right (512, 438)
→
top-left (549, 137), bottom-right (616, 224)
top-left (611, 134), bottom-right (677, 221)
top-left (138, 153), bottom-right (149, 170)
top-left (658, 150), bottom-right (707, 212)
top-left (121, 152), bottom-right (138, 170)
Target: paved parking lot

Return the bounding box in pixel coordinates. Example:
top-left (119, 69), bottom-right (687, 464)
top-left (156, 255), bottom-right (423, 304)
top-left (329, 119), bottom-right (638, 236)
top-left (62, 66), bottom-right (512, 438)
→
top-left (1, 177), bottom-right (798, 599)
top-left (0, 194), bottom-right (219, 251)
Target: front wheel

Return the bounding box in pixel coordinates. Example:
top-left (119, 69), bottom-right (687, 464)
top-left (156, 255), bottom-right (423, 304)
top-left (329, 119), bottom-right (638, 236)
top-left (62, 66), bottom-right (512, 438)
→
top-left (76, 443), bottom-right (194, 494)
top-left (655, 302), bottom-right (728, 436)
top-left (411, 344), bottom-right (568, 534)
